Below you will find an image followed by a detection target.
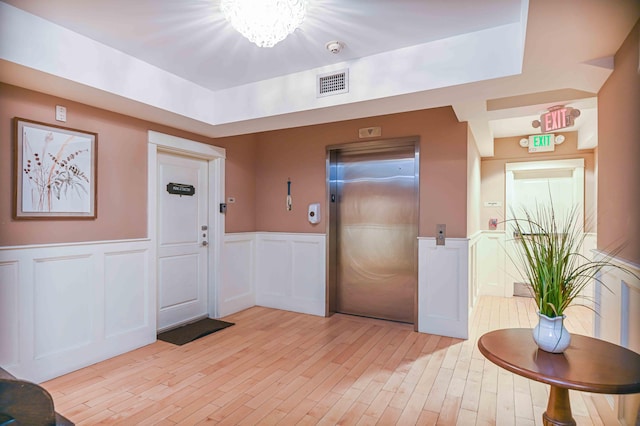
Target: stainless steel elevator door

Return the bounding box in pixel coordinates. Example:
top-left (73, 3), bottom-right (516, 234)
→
top-left (334, 146), bottom-right (418, 323)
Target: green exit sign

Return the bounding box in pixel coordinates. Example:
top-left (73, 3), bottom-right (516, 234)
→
top-left (528, 134), bottom-right (555, 153)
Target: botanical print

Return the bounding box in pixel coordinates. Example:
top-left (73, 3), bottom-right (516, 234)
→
top-left (21, 125), bottom-right (92, 213)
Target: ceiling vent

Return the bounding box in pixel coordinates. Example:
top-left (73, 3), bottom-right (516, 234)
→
top-left (317, 69), bottom-right (349, 97)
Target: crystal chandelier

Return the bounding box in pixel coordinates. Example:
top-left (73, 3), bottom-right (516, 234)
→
top-left (220, 0), bottom-right (307, 48)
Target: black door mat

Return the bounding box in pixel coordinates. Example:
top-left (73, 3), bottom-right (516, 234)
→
top-left (157, 318), bottom-right (234, 346)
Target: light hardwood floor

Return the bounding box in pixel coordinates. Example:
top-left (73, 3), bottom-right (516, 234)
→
top-left (43, 296), bottom-right (614, 425)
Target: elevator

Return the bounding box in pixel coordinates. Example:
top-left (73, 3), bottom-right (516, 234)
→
top-left (328, 139), bottom-right (419, 324)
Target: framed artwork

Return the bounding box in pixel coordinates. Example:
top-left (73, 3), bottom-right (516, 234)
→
top-left (14, 118), bottom-right (97, 219)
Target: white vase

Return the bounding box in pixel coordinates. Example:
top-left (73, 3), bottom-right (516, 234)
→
top-left (532, 312), bottom-right (571, 353)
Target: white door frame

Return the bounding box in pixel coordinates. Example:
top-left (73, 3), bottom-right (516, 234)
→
top-left (148, 131), bottom-right (226, 324)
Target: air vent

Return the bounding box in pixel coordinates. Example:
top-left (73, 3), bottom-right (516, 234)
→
top-left (317, 69), bottom-right (349, 97)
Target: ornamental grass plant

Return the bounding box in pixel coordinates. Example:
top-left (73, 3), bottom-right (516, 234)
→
top-left (509, 203), bottom-right (632, 318)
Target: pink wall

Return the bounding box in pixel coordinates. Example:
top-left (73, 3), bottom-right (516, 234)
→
top-left (467, 128), bottom-right (482, 237)
top-left (0, 84), bottom-right (147, 245)
top-left (0, 85), bottom-right (469, 244)
top-left (597, 20), bottom-right (640, 264)
top-left (481, 132), bottom-right (596, 232)
top-left (254, 107), bottom-right (469, 238)
top-left (214, 133), bottom-right (258, 233)
top-left (0, 84), bottom-right (256, 245)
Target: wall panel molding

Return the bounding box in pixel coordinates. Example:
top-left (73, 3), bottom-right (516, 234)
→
top-left (594, 252), bottom-right (640, 347)
top-left (591, 252), bottom-right (639, 425)
top-left (0, 239), bottom-right (154, 383)
top-left (0, 261), bottom-right (19, 367)
top-left (220, 233), bottom-right (256, 317)
top-left (255, 232), bottom-right (326, 317)
top-left (34, 254), bottom-right (94, 360)
top-left (104, 249), bottom-right (149, 338)
top-left (476, 231), bottom-right (508, 297)
top-left (418, 237), bottom-right (469, 339)
top-left (2, 230), bottom-right (473, 382)
top-left (468, 231), bottom-right (482, 310)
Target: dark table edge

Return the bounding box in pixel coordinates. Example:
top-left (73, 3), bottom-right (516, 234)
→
top-left (0, 366), bottom-right (74, 425)
top-left (477, 328), bottom-right (640, 395)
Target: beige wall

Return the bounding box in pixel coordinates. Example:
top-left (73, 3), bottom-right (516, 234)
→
top-left (253, 107), bottom-right (469, 238)
top-left (598, 20), bottom-right (640, 265)
top-left (596, 21), bottom-right (640, 425)
top-left (467, 128), bottom-right (482, 237)
top-left (0, 84), bottom-right (257, 245)
top-left (481, 132), bottom-right (596, 232)
top-left (214, 133), bottom-right (258, 233)
top-left (0, 85), bottom-right (469, 244)
top-left (0, 84), bottom-right (147, 245)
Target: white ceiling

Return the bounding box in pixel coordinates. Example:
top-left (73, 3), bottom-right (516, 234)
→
top-left (3, 0), bottom-right (523, 91)
top-left (1, 0), bottom-right (639, 156)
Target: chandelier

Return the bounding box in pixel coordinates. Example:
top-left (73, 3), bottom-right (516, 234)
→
top-left (220, 0), bottom-right (307, 48)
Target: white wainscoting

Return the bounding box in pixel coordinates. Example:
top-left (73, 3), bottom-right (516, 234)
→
top-left (418, 237), bottom-right (469, 339)
top-left (476, 231), bottom-right (508, 297)
top-left (255, 233), bottom-right (326, 317)
top-left (593, 254), bottom-right (640, 425)
top-left (225, 232), bottom-right (472, 339)
top-left (474, 231), bottom-right (596, 301)
top-left (468, 231), bottom-right (482, 310)
top-left (219, 233), bottom-right (255, 317)
top-left (0, 239), bottom-right (154, 383)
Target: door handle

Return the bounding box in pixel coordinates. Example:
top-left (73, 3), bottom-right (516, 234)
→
top-left (202, 241), bottom-right (208, 247)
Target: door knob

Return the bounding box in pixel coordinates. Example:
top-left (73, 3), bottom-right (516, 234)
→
top-left (202, 241), bottom-right (208, 247)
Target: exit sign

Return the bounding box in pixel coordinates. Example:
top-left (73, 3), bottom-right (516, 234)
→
top-left (539, 106), bottom-right (579, 132)
top-left (528, 134), bottom-right (555, 153)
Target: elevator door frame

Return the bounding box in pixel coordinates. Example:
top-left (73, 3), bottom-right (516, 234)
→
top-left (326, 137), bottom-right (420, 329)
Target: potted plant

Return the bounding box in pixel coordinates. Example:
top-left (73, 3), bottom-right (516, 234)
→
top-left (509, 203), bottom-right (634, 353)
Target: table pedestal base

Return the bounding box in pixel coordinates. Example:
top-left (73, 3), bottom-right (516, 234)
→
top-left (543, 386), bottom-right (576, 426)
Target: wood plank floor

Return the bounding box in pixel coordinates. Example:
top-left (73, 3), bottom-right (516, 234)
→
top-left (43, 296), bottom-right (613, 425)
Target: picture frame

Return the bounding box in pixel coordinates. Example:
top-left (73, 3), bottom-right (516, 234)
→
top-left (14, 118), bottom-right (98, 219)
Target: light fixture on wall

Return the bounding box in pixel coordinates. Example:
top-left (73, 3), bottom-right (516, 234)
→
top-left (220, 0), bottom-right (307, 48)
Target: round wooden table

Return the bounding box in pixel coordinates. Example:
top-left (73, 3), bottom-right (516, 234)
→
top-left (478, 328), bottom-right (640, 426)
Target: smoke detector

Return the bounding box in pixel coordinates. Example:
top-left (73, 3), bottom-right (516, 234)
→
top-left (325, 41), bottom-right (344, 54)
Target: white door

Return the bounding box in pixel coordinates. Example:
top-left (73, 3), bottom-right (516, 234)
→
top-left (505, 159), bottom-right (584, 297)
top-left (157, 152), bottom-right (209, 331)
top-left (511, 170), bottom-right (576, 225)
